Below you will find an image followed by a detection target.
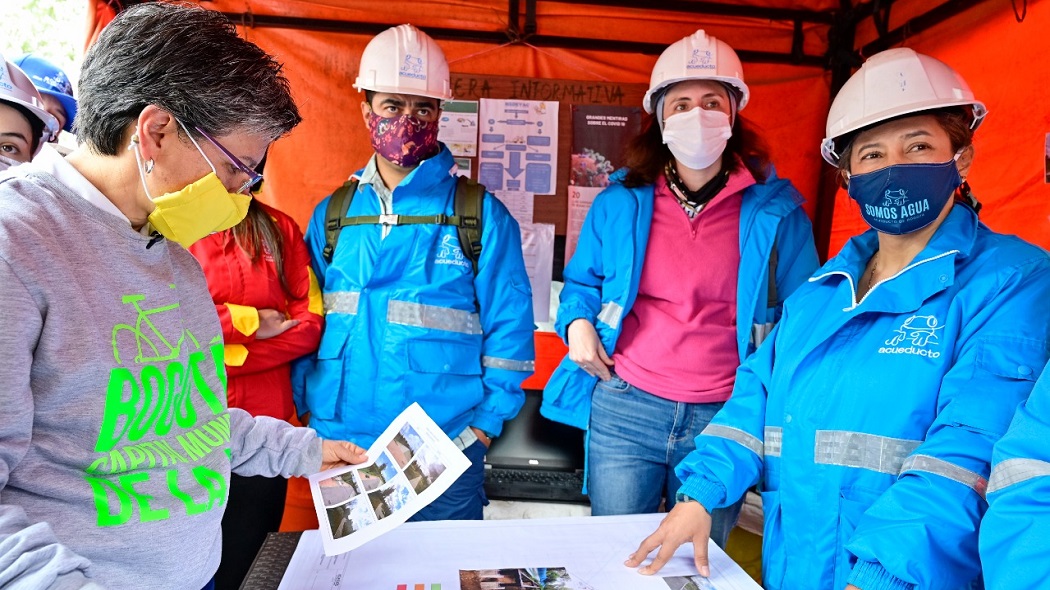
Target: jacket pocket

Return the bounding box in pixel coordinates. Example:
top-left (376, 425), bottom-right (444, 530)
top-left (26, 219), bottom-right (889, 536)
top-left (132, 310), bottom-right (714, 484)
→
top-left (834, 486), bottom-right (882, 589)
top-left (594, 372), bottom-right (630, 394)
top-left (407, 340), bottom-right (482, 375)
top-left (760, 490), bottom-right (786, 590)
top-left (304, 329), bottom-right (348, 420)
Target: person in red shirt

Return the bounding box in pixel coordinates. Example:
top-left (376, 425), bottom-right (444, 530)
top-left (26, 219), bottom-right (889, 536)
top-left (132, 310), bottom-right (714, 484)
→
top-left (189, 197), bottom-right (324, 589)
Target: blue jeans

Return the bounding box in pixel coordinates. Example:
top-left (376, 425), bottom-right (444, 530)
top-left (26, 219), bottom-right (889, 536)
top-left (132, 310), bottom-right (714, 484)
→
top-left (588, 373), bottom-right (744, 548)
top-left (409, 439), bottom-right (488, 521)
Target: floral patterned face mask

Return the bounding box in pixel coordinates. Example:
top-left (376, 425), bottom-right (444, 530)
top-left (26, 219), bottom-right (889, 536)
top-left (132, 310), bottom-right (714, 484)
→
top-left (366, 110), bottom-right (440, 168)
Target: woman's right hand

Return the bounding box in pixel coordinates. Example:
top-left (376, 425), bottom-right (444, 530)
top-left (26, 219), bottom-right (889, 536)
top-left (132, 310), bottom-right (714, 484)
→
top-left (626, 500), bottom-right (714, 577)
top-left (567, 318), bottom-right (614, 381)
top-left (257, 308), bottom-right (299, 340)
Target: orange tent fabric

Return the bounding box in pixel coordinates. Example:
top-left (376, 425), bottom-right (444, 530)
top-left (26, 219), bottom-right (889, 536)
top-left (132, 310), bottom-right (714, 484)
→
top-left (829, 0), bottom-right (1050, 255)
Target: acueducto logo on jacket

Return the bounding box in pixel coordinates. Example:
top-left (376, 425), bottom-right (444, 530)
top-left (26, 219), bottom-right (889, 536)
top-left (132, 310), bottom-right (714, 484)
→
top-left (434, 234), bottom-right (471, 270)
top-left (879, 314), bottom-right (943, 359)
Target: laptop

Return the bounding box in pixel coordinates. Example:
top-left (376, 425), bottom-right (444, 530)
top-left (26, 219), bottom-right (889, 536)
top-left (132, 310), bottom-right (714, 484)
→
top-left (483, 389), bottom-right (589, 504)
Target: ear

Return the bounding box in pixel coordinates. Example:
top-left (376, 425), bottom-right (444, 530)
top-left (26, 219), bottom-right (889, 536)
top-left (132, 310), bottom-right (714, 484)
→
top-left (838, 168), bottom-right (850, 190)
top-left (956, 145), bottom-right (975, 181)
top-left (134, 105), bottom-right (178, 162)
top-left (360, 100), bottom-right (372, 128)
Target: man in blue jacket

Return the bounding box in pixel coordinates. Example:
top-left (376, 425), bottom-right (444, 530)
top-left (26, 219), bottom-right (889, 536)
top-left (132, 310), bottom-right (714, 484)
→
top-left (293, 25), bottom-right (535, 521)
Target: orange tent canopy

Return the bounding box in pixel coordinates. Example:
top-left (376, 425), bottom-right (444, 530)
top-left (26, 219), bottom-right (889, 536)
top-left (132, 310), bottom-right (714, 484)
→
top-left (87, 0), bottom-right (1049, 256)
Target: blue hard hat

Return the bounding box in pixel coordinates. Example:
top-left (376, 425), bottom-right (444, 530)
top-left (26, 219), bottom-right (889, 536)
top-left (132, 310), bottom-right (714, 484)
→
top-left (13, 54), bottom-right (77, 133)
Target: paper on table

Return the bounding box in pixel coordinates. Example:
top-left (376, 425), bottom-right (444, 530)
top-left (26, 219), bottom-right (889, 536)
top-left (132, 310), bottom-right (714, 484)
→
top-left (278, 514), bottom-right (761, 590)
top-left (307, 403), bottom-right (471, 556)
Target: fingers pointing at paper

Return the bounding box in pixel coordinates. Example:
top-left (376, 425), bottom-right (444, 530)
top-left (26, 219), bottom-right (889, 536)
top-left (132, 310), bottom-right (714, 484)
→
top-left (319, 440), bottom-right (369, 471)
top-left (625, 500), bottom-right (713, 577)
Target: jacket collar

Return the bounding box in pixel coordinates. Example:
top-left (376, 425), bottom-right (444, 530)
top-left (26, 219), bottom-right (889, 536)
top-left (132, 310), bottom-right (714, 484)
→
top-left (354, 144), bottom-right (457, 196)
top-left (810, 203), bottom-right (979, 312)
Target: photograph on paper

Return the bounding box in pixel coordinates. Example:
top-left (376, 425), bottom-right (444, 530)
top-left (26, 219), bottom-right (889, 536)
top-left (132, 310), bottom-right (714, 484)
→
top-left (663, 575), bottom-right (718, 590)
top-left (460, 567), bottom-right (594, 590)
top-left (309, 403), bottom-right (471, 555)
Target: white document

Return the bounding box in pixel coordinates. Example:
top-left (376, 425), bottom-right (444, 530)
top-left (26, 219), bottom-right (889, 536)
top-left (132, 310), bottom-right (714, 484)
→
top-left (478, 98), bottom-right (559, 195)
top-left (278, 514), bottom-right (760, 590)
top-left (307, 403), bottom-right (471, 556)
top-left (519, 223), bottom-right (554, 324)
top-left (438, 100), bottom-right (479, 157)
top-left (564, 186), bottom-right (602, 264)
top-left (493, 189), bottom-right (534, 226)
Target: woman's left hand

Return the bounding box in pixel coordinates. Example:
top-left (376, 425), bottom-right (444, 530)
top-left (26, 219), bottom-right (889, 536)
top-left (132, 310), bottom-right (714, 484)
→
top-left (845, 586), bottom-right (861, 590)
top-left (319, 440), bottom-right (368, 471)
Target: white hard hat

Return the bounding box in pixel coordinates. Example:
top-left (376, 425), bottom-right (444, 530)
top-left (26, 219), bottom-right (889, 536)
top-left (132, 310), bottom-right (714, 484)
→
top-left (642, 30), bottom-right (749, 115)
top-left (821, 47), bottom-right (987, 165)
top-left (0, 53), bottom-right (60, 155)
top-left (354, 24), bottom-right (453, 101)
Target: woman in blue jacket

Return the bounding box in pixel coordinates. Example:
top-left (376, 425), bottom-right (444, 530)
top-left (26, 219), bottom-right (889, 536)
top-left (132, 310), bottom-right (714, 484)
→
top-left (542, 29), bottom-right (818, 546)
top-left (980, 360), bottom-right (1050, 589)
top-left (627, 47), bottom-right (1050, 590)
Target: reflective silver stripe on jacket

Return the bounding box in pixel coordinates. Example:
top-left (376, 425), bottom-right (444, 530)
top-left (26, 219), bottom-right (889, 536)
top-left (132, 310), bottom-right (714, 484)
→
top-left (323, 291), bottom-right (360, 315)
top-left (814, 430), bottom-right (921, 476)
top-left (901, 454), bottom-right (988, 497)
top-left (597, 301), bottom-right (623, 329)
top-left (764, 426), bottom-right (782, 457)
top-left (387, 300), bottom-right (482, 335)
top-left (701, 424), bottom-right (763, 457)
top-left (987, 458), bottom-right (1050, 494)
top-left (751, 322), bottom-right (775, 349)
top-left (482, 356), bottom-right (536, 372)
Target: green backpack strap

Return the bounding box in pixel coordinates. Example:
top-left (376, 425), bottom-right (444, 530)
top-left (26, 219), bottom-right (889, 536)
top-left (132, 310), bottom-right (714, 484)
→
top-left (453, 175), bottom-right (484, 276)
top-left (322, 178), bottom-right (359, 263)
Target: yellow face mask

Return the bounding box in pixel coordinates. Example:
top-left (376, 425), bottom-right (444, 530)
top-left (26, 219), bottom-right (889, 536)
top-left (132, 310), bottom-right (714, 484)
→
top-left (130, 120), bottom-right (253, 248)
top-left (145, 172), bottom-right (251, 248)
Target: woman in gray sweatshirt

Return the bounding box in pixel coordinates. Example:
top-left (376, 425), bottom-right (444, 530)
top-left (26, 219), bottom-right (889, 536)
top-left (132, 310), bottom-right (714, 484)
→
top-left (0, 5), bottom-right (366, 589)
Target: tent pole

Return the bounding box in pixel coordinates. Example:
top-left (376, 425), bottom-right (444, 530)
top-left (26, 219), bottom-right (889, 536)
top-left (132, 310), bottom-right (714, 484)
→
top-left (862, 0), bottom-right (989, 55)
top-left (813, 1), bottom-right (860, 261)
top-left (215, 12), bottom-right (825, 65)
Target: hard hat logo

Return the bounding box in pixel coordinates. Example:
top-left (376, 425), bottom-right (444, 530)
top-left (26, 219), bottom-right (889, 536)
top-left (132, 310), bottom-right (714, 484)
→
top-left (687, 50), bottom-right (715, 70)
top-left (400, 55), bottom-right (426, 81)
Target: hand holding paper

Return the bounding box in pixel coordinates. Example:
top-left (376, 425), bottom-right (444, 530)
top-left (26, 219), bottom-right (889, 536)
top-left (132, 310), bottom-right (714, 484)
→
top-left (309, 403), bottom-right (472, 555)
top-left (319, 440), bottom-right (369, 471)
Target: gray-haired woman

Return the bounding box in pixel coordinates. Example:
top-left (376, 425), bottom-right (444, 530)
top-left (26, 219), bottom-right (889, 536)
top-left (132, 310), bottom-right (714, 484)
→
top-left (0, 5), bottom-right (366, 589)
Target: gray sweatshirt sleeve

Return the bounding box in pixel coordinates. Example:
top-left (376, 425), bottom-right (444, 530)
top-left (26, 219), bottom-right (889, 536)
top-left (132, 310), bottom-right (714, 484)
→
top-left (227, 408), bottom-right (324, 477)
top-left (0, 258), bottom-right (99, 589)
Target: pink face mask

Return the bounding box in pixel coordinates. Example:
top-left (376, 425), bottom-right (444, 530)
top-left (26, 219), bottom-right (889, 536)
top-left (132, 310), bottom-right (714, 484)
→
top-left (367, 111), bottom-right (440, 168)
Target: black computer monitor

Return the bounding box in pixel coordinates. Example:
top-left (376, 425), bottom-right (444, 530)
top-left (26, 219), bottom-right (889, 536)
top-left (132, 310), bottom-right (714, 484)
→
top-left (485, 389), bottom-right (585, 472)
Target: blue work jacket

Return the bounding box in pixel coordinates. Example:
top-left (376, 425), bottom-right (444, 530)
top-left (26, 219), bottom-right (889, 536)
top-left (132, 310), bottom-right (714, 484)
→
top-left (980, 357), bottom-right (1050, 590)
top-left (541, 167), bottom-right (819, 430)
top-left (292, 147), bottom-right (536, 447)
top-left (678, 204), bottom-right (1050, 590)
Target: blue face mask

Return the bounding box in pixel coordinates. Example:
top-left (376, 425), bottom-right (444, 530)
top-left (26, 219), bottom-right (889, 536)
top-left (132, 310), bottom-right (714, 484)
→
top-left (846, 157), bottom-right (962, 235)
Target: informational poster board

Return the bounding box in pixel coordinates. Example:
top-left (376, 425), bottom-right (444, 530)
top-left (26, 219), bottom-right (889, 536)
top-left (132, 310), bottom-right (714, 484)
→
top-left (479, 99), bottom-right (559, 195)
top-left (448, 74), bottom-right (648, 237)
top-left (438, 100), bottom-right (479, 157)
top-left (565, 105), bottom-right (642, 262)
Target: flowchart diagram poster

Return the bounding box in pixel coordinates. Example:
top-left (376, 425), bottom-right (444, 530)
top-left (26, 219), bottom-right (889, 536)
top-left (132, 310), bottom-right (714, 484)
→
top-left (478, 99), bottom-right (559, 195)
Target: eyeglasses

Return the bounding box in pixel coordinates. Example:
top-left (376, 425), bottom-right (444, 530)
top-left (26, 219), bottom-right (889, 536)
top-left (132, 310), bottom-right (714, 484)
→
top-left (194, 126), bottom-right (264, 194)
